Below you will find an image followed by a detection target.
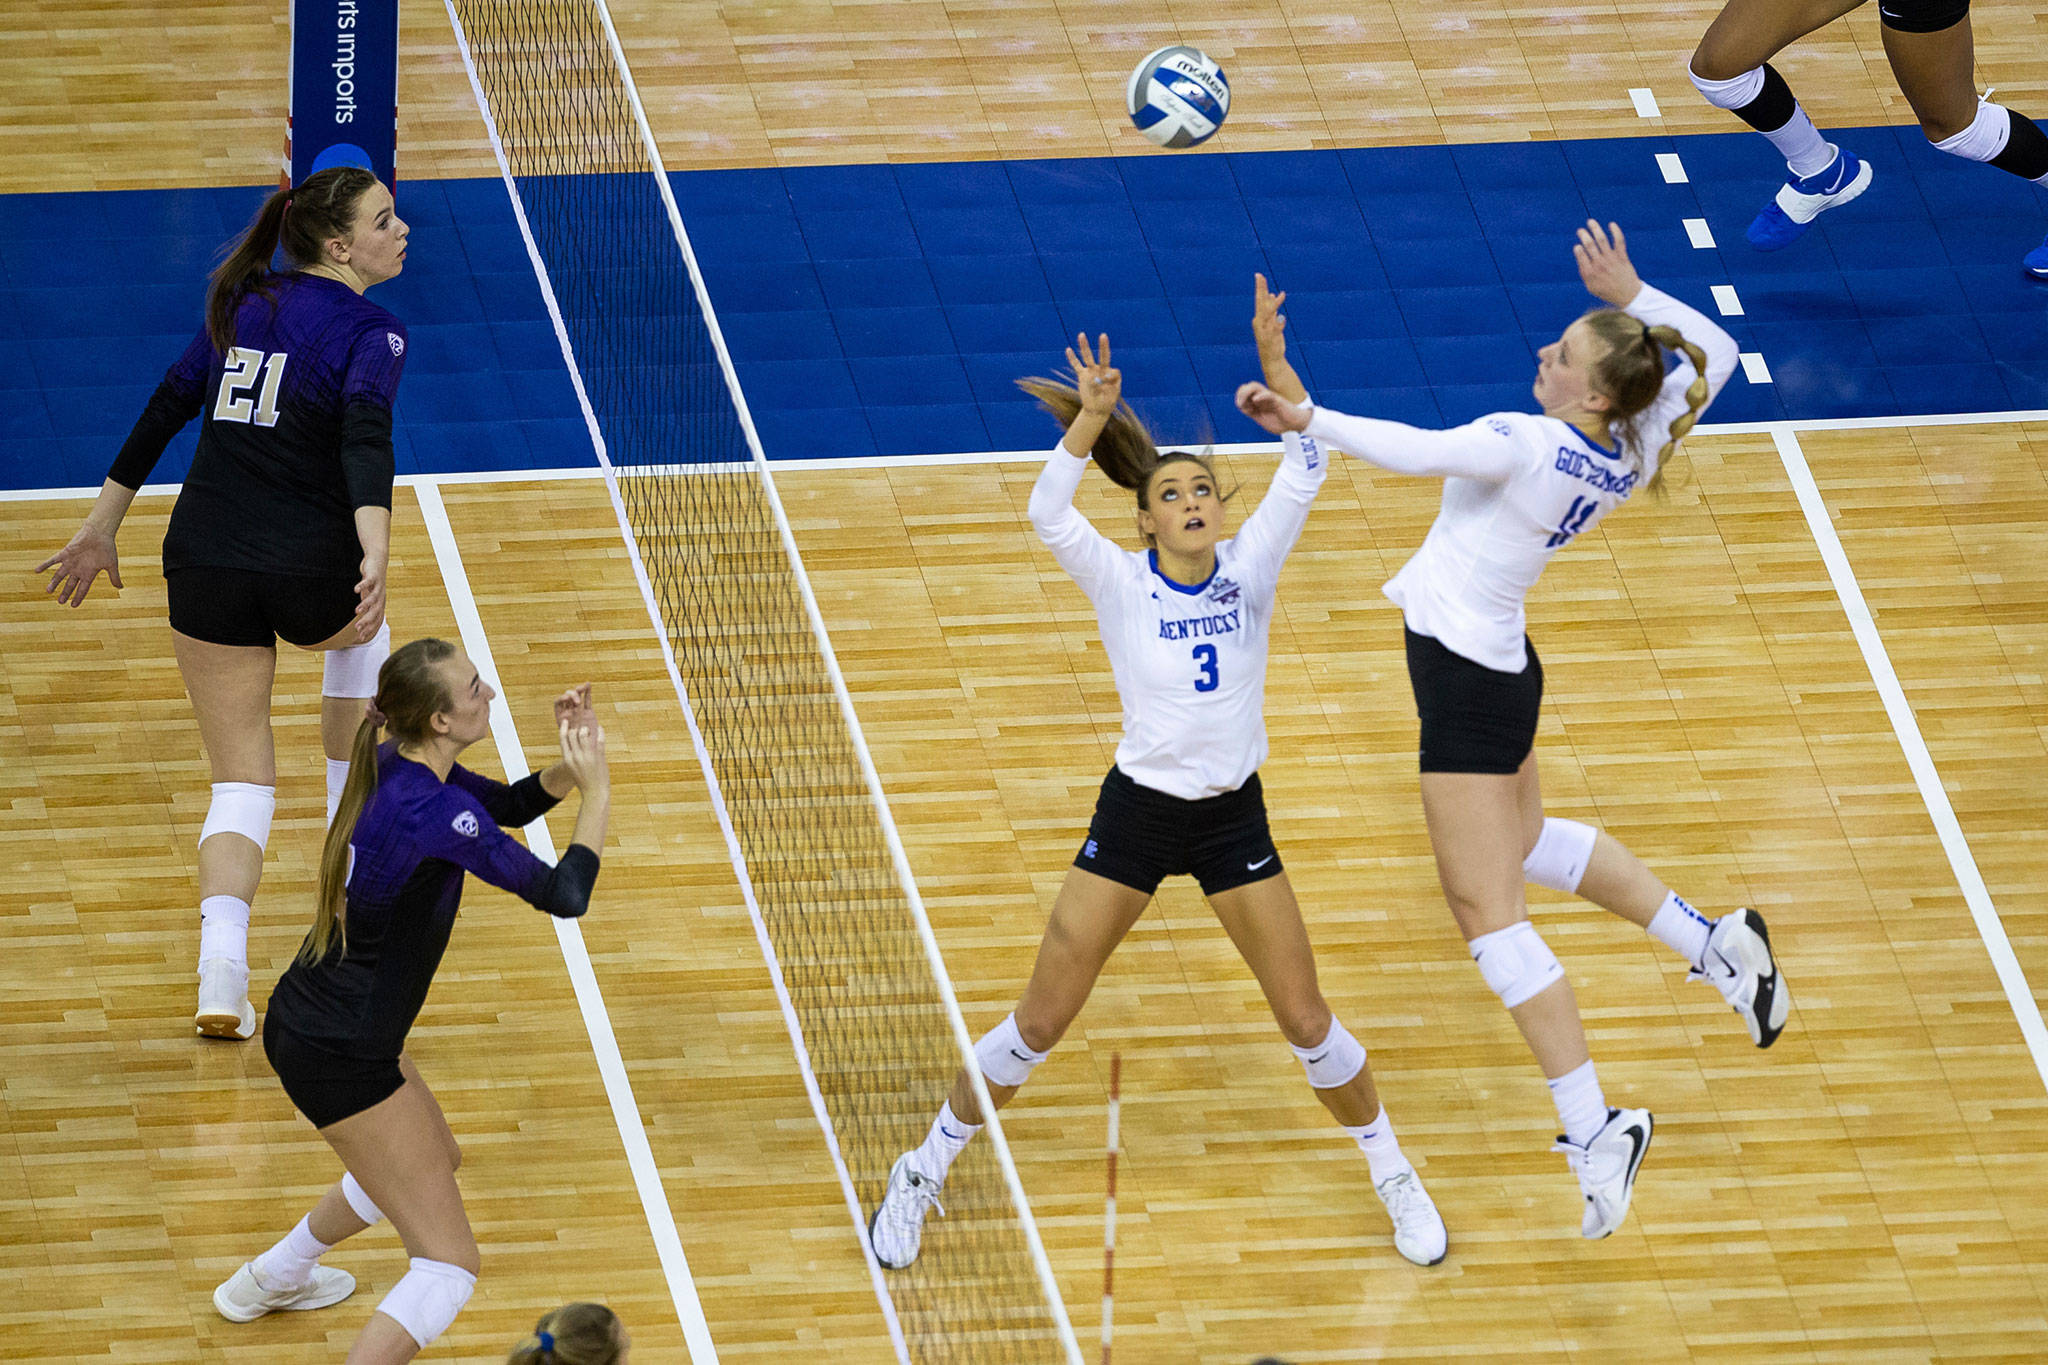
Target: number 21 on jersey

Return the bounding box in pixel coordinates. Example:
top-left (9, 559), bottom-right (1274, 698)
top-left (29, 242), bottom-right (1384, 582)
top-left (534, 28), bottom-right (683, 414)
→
top-left (214, 347), bottom-right (288, 427)
top-left (1192, 643), bottom-right (1219, 692)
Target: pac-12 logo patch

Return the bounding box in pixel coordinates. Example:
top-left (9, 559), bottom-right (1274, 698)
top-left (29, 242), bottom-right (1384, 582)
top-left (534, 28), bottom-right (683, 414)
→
top-left (452, 810), bottom-right (479, 837)
top-left (387, 331), bottom-right (406, 357)
top-left (1082, 838), bottom-right (1098, 860)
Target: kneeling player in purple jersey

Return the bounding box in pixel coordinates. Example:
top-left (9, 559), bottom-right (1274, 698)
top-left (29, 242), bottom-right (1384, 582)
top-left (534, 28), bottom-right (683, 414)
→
top-left (868, 323), bottom-right (1448, 1275)
top-left (1239, 222), bottom-right (1784, 1241)
top-left (38, 167), bottom-right (412, 1039)
top-left (209, 638), bottom-right (609, 1362)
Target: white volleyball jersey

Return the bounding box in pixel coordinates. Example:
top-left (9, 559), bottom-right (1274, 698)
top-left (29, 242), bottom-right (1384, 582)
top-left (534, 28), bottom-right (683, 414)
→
top-left (1303, 283), bottom-right (1739, 672)
top-left (1028, 431), bottom-right (1327, 800)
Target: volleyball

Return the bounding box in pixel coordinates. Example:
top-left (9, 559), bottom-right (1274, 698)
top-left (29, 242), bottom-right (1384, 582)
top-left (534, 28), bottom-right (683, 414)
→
top-left (1125, 45), bottom-right (1231, 148)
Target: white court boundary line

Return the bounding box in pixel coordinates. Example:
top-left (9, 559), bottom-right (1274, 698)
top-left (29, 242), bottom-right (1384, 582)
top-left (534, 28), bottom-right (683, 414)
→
top-left (413, 480), bottom-right (721, 1361)
top-left (13, 407), bottom-right (2048, 505)
top-left (1772, 430), bottom-right (2048, 1095)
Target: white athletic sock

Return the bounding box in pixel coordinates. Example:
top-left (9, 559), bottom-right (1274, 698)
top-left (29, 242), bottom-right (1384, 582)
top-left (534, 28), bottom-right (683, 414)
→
top-left (326, 759), bottom-right (351, 826)
top-left (1344, 1106), bottom-right (1414, 1185)
top-left (198, 895), bottom-right (251, 966)
top-left (907, 1100), bottom-right (980, 1185)
top-left (1768, 111), bottom-right (1834, 179)
top-left (252, 1215), bottom-right (330, 1290)
top-left (1547, 1060), bottom-right (1608, 1148)
top-left (1646, 891), bottom-right (1715, 969)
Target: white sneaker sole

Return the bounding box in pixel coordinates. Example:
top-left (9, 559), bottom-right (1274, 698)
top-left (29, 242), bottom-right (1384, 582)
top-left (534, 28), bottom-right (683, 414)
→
top-left (196, 1000), bottom-right (256, 1040)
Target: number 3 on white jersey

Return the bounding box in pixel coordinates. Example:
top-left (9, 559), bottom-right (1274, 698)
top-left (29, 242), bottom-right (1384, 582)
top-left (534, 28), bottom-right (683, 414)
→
top-left (214, 347), bottom-right (288, 427)
top-left (1192, 643), bottom-right (1219, 692)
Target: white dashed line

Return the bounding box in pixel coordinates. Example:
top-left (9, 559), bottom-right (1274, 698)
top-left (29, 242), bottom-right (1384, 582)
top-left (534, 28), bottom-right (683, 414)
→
top-left (1740, 352), bottom-right (1773, 383)
top-left (1711, 283), bottom-right (1745, 316)
top-left (1684, 217), bottom-right (1716, 249)
top-left (1629, 88), bottom-right (1661, 118)
top-left (1656, 152), bottom-right (1688, 183)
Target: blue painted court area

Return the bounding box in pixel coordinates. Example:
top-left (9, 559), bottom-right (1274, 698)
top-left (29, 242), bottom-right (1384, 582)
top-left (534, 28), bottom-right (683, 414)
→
top-left (1, 123), bottom-right (2044, 490)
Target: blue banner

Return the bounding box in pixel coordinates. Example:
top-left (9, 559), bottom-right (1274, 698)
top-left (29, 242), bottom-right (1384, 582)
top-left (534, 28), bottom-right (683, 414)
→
top-left (289, 0), bottom-right (399, 191)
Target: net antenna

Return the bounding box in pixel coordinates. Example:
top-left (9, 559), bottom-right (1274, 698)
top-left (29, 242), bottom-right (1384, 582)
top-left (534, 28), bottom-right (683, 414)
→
top-left (444, 1), bottom-right (1081, 1360)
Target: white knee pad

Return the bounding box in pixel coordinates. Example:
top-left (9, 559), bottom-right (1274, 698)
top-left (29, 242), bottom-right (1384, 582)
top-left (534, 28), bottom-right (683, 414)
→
top-left (199, 782), bottom-right (276, 850)
top-left (374, 1257), bottom-right (476, 1348)
top-left (1470, 921), bottom-right (1565, 1009)
top-left (1688, 63), bottom-right (1765, 111)
top-left (322, 620), bottom-right (390, 699)
top-left (972, 1013), bottom-right (1050, 1089)
top-left (1290, 1015), bottom-right (1367, 1089)
top-left (1932, 98), bottom-right (2011, 162)
top-left (340, 1171), bottom-right (385, 1227)
top-left (1523, 817), bottom-right (1597, 894)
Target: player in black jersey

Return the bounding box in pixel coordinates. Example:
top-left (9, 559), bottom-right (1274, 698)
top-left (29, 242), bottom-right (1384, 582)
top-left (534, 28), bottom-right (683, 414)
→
top-left (37, 166), bottom-right (412, 1040)
top-left (1689, 0), bottom-right (2048, 272)
top-left (210, 637), bottom-right (608, 1361)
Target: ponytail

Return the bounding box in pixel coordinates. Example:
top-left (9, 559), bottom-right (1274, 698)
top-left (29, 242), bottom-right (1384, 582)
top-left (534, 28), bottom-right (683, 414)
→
top-left (1581, 307), bottom-right (1711, 495)
top-left (1016, 376), bottom-right (1160, 490)
top-left (206, 165), bottom-right (383, 355)
top-left (206, 187), bottom-right (291, 354)
top-left (506, 1303), bottom-right (625, 1364)
top-left (303, 712), bottom-right (382, 966)
top-left (1643, 324), bottom-right (1710, 491)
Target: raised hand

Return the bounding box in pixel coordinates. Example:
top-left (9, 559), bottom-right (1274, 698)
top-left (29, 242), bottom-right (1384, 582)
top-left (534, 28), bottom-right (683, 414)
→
top-left (35, 522), bottom-right (123, 607)
top-left (1252, 272), bottom-right (1288, 359)
top-left (1234, 381), bottom-right (1312, 435)
top-left (553, 683), bottom-right (595, 732)
top-left (1068, 333), bottom-right (1121, 417)
top-left (1574, 219), bottom-right (1642, 308)
top-left (558, 714), bottom-right (609, 794)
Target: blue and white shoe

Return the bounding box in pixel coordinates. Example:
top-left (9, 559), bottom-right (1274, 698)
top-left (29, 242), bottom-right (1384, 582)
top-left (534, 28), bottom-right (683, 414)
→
top-left (2025, 233), bottom-right (2048, 280)
top-left (1746, 147), bottom-right (1873, 251)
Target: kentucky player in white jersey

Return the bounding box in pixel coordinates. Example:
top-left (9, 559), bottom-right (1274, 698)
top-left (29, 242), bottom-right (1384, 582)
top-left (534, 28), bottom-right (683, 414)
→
top-left (1239, 222), bottom-right (1787, 1242)
top-left (868, 326), bottom-right (1448, 1273)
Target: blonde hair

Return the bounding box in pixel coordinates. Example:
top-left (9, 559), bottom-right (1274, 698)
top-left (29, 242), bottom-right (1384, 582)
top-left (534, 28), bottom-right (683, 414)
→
top-left (507, 1302), bottom-right (625, 1364)
top-left (1578, 307), bottom-right (1710, 494)
top-left (301, 637), bottom-right (458, 966)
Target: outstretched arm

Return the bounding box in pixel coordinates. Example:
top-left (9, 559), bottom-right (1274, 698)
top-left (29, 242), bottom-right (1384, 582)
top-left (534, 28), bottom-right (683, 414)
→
top-left (1235, 385), bottom-right (1525, 482)
top-left (1252, 273), bottom-right (1309, 405)
top-left (1027, 334), bottom-right (1133, 598)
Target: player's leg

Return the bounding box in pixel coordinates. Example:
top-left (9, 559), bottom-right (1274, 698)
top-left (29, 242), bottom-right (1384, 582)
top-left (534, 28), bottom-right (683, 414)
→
top-left (319, 1076), bottom-right (481, 1364)
top-left (173, 626), bottom-right (279, 1040)
top-left (1516, 756), bottom-right (1789, 1047)
top-left (310, 616), bottom-right (389, 825)
top-left (1422, 769), bottom-right (1649, 1238)
top-left (872, 867), bottom-right (1151, 1270)
top-left (1208, 870), bottom-right (1446, 1265)
top-left (1881, 9), bottom-right (2048, 275)
top-left (1690, 0), bottom-right (1875, 249)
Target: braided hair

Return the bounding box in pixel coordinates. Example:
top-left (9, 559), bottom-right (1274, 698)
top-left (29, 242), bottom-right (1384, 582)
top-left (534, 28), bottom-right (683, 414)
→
top-left (1578, 307), bottom-right (1711, 493)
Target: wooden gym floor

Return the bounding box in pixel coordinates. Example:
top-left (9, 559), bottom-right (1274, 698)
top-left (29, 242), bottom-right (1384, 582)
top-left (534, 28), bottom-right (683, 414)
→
top-left (4, 1), bottom-right (2047, 1360)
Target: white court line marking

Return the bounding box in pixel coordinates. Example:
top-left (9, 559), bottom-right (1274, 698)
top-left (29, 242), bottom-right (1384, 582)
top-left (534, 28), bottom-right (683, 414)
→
top-left (1772, 429), bottom-right (2048, 1097)
top-left (1657, 152), bottom-right (1688, 183)
top-left (1740, 352), bottom-right (1773, 384)
top-left (414, 480), bottom-right (721, 1362)
top-left (1629, 87), bottom-right (1661, 118)
top-left (1711, 283), bottom-right (1745, 316)
top-left (1684, 217), bottom-right (1716, 249)
top-left (10, 411), bottom-right (2048, 505)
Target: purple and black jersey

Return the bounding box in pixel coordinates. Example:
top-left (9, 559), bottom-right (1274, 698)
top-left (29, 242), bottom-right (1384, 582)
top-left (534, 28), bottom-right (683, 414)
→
top-left (109, 272), bottom-right (408, 580)
top-left (268, 743), bottom-right (599, 1059)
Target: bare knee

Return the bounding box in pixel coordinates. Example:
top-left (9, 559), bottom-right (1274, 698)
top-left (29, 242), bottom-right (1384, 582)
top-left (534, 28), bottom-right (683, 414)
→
top-left (1688, 41), bottom-right (1747, 84)
top-left (1012, 1010), bottom-right (1064, 1054)
top-left (406, 1233), bottom-right (479, 1278)
top-left (1272, 996), bottom-right (1334, 1050)
top-left (1919, 110), bottom-right (1973, 142)
top-left (445, 1137), bottom-right (462, 1173)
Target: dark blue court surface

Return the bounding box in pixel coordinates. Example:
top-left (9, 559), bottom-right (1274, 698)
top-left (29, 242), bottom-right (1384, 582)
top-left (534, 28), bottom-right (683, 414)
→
top-left (2, 123), bottom-right (2044, 489)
